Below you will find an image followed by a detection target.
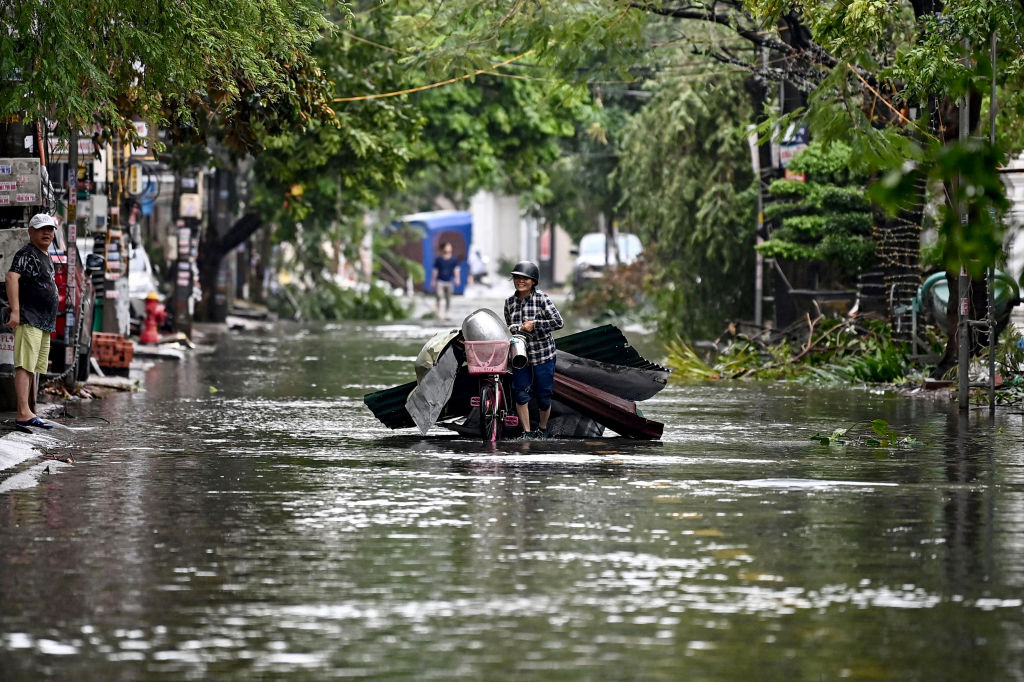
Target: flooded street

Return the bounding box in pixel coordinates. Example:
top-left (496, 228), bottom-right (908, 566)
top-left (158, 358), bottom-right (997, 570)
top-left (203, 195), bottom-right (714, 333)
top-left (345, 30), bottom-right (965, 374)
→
top-left (3, 318), bottom-right (1024, 680)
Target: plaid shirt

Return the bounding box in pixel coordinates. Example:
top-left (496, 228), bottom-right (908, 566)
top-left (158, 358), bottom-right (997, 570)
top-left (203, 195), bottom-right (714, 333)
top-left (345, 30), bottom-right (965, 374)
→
top-left (504, 289), bottom-right (564, 365)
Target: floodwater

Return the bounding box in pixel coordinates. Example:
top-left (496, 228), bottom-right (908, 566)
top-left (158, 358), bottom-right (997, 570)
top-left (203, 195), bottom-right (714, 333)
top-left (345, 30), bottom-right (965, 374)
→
top-left (2, 318), bottom-right (1024, 681)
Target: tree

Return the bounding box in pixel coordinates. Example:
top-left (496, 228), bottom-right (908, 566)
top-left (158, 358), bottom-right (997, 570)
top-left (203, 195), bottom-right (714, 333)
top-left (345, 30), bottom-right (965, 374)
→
top-left (243, 0), bottom-right (596, 309)
top-left (1, 0), bottom-right (338, 146)
top-left (615, 68), bottom-right (756, 339)
top-left (3, 0), bottom-right (346, 325)
top-left (393, 0), bottom-right (1024, 353)
top-left (758, 141), bottom-right (875, 288)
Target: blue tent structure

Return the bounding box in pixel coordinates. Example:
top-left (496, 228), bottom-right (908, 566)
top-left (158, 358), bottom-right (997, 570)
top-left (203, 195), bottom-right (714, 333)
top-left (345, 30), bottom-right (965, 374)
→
top-left (398, 211), bottom-right (472, 295)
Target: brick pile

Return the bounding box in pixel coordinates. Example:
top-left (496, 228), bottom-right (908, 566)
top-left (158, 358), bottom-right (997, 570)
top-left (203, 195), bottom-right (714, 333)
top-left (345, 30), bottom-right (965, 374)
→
top-left (92, 332), bottom-right (134, 370)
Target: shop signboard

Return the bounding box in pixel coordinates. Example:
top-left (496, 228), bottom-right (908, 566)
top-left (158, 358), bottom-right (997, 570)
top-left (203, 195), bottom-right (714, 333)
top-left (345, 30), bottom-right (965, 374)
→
top-left (0, 157), bottom-right (41, 205)
top-left (778, 124), bottom-right (808, 169)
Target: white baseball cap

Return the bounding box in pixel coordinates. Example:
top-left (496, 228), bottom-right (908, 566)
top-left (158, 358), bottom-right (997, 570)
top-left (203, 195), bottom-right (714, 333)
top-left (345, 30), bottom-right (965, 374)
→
top-left (29, 214), bottom-right (57, 230)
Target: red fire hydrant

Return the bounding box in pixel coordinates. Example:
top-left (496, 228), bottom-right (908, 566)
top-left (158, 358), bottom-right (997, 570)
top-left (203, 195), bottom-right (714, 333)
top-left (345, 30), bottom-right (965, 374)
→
top-left (139, 292), bottom-right (167, 344)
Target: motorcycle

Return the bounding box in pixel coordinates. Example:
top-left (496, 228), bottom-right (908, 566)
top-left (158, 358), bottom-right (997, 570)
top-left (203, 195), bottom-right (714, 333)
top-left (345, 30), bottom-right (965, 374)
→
top-left (461, 308), bottom-right (528, 442)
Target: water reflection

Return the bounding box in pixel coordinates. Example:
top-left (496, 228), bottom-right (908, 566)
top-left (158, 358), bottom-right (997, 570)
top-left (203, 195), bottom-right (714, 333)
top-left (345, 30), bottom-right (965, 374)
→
top-left (2, 321), bottom-right (1024, 679)
top-left (942, 410), bottom-right (995, 592)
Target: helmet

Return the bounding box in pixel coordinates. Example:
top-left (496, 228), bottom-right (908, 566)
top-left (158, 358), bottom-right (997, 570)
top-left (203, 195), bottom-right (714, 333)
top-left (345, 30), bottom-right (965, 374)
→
top-left (29, 213), bottom-right (57, 230)
top-left (510, 260), bottom-right (539, 283)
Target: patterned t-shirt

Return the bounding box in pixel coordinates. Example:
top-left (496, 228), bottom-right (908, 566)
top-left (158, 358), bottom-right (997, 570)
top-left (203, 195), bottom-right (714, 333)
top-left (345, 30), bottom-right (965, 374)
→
top-left (9, 243), bottom-right (58, 332)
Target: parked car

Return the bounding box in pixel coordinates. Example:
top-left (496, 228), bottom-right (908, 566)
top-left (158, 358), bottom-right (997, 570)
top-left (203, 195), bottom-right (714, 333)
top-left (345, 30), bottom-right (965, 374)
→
top-left (571, 232), bottom-right (643, 288)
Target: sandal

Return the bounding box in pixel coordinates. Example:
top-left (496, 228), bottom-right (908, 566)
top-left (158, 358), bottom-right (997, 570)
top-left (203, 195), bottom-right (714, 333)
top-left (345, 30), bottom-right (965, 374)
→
top-left (15, 417), bottom-right (54, 430)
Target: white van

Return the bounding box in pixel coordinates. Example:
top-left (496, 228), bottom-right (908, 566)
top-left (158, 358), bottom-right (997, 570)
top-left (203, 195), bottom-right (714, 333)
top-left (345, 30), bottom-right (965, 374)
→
top-left (571, 232), bottom-right (643, 287)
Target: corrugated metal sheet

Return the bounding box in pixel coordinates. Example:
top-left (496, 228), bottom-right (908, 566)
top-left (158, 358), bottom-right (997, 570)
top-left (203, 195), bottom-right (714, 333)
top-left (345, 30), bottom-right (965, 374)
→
top-left (363, 380), bottom-right (417, 429)
top-left (554, 324), bottom-right (668, 372)
top-left (363, 324), bottom-right (668, 430)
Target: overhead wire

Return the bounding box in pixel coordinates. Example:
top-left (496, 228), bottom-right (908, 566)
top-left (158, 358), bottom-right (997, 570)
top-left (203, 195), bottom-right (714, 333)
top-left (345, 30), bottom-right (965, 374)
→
top-left (333, 50), bottom-right (534, 102)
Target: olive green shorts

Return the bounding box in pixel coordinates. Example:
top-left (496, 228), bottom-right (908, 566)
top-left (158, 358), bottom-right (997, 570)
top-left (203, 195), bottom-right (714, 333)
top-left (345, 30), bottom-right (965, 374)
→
top-left (14, 324), bottom-right (50, 374)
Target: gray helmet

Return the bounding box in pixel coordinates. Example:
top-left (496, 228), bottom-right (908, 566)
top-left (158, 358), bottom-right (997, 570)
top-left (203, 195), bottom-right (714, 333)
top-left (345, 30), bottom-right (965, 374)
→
top-left (510, 260), bottom-right (539, 283)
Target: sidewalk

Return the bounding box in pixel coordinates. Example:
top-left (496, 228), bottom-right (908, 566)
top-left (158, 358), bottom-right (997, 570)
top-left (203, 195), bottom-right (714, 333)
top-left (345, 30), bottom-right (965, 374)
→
top-left (0, 402), bottom-right (75, 491)
top-left (408, 282), bottom-right (569, 325)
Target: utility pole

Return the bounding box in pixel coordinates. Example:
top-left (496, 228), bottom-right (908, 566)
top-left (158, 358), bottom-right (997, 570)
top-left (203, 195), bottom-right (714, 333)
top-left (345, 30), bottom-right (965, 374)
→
top-left (102, 132), bottom-right (130, 336)
top-left (172, 171), bottom-right (201, 338)
top-left (957, 41), bottom-right (971, 412)
top-left (988, 31), bottom-right (998, 415)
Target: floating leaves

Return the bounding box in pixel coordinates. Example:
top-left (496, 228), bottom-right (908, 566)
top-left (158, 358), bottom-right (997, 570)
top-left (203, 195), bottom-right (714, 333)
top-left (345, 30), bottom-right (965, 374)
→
top-left (810, 418), bottom-right (923, 447)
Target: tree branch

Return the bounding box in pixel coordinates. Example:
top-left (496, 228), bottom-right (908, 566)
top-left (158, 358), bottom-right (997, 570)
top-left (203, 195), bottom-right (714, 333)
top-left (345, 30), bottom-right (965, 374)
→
top-left (215, 213), bottom-right (264, 258)
top-left (628, 0), bottom-right (855, 95)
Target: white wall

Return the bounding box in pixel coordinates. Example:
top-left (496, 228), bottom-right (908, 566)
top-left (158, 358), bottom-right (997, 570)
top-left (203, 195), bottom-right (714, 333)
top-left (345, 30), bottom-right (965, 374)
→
top-left (470, 191), bottom-right (524, 279)
top-left (1001, 154), bottom-right (1024, 323)
top-left (466, 191), bottom-right (572, 287)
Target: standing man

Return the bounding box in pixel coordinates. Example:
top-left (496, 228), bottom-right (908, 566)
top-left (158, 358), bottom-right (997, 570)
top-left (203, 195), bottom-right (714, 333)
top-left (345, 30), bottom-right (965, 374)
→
top-left (431, 241), bottom-right (461, 322)
top-left (5, 213), bottom-right (59, 429)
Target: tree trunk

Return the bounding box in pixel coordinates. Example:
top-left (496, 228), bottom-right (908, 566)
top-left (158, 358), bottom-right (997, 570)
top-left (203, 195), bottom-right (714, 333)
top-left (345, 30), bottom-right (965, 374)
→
top-left (195, 212), bottom-right (263, 321)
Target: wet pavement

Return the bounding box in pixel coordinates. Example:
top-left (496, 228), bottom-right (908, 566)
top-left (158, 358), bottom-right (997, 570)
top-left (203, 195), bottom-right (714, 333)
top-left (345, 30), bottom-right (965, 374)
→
top-left (2, 297), bottom-right (1024, 680)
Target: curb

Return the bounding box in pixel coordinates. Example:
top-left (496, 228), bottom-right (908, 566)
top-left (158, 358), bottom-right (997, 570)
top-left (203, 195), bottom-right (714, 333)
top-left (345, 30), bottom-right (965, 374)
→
top-left (0, 405), bottom-right (75, 478)
top-left (0, 429), bottom-right (72, 492)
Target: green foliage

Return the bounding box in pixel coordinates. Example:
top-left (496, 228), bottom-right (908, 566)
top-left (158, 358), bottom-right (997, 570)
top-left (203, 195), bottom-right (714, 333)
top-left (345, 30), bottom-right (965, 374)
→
top-left (742, 0), bottom-right (1024, 283)
top-left (665, 318), bottom-right (913, 384)
top-left (615, 70), bottom-right (756, 340)
top-left (664, 338), bottom-right (723, 380)
top-left (788, 140), bottom-right (869, 183)
top-left (810, 419), bottom-right (923, 447)
top-left (803, 345), bottom-right (908, 384)
top-left (251, 8), bottom-right (421, 241)
top-left (987, 326), bottom-right (1024, 405)
top-left (250, 0), bottom-right (595, 301)
top-left (758, 141), bottom-right (876, 283)
top-left (569, 261), bottom-right (652, 323)
top-left (538, 93), bottom-right (640, 243)
top-left (995, 323), bottom-right (1024, 378)
top-left (274, 282), bottom-right (409, 321)
top-left (754, 239), bottom-right (815, 262)
top-left (331, 0), bottom-right (600, 216)
top-left (408, 74), bottom-right (591, 208)
top-left (2, 0), bottom-right (338, 147)
top-left (869, 138), bottom-right (1009, 279)
top-left (363, 0), bottom-right (1024, 337)
top-left (665, 337), bottom-right (764, 380)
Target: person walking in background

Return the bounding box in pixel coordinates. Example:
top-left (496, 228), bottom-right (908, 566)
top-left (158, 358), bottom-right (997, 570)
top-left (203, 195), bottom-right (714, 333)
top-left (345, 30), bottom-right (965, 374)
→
top-left (503, 260), bottom-right (563, 440)
top-left (467, 247), bottom-right (488, 287)
top-left (4, 213), bottom-right (59, 429)
top-left (431, 241), bottom-right (461, 321)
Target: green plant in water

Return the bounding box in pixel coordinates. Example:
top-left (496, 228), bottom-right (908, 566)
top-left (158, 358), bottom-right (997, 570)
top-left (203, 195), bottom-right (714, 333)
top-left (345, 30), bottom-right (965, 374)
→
top-left (996, 323), bottom-right (1024, 378)
top-left (810, 419), bottom-right (923, 447)
top-left (664, 337), bottom-right (722, 380)
top-left (960, 323), bottom-right (1024, 406)
top-left (665, 318), bottom-right (915, 385)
